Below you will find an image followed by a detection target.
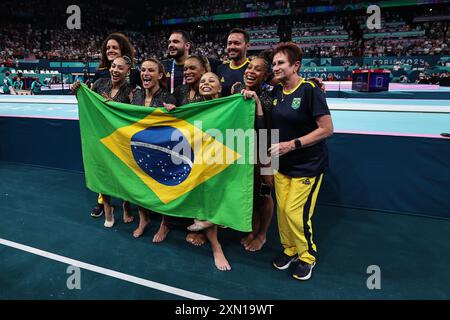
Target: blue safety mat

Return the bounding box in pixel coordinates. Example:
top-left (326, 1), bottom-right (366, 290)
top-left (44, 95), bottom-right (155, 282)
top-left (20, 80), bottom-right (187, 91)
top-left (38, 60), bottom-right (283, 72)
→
top-left (1, 97), bottom-right (449, 136)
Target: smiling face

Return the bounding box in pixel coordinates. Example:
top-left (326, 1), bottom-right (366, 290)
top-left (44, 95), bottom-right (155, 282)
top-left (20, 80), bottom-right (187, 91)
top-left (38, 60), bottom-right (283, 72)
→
top-left (184, 57), bottom-right (205, 85)
top-left (199, 72), bottom-right (221, 99)
top-left (106, 39), bottom-right (122, 62)
top-left (272, 52), bottom-right (300, 84)
top-left (244, 57), bottom-right (268, 90)
top-left (141, 60), bottom-right (162, 90)
top-left (109, 57), bottom-right (130, 84)
top-left (168, 33), bottom-right (189, 59)
top-left (227, 33), bottom-right (249, 62)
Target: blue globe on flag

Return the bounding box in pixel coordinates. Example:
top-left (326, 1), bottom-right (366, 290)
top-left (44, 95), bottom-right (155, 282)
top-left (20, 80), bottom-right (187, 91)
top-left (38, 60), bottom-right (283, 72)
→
top-left (131, 126), bottom-right (194, 186)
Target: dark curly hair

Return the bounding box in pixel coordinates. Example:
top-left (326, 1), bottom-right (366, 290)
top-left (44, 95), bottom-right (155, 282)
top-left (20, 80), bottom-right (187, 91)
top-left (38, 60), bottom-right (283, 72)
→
top-left (249, 49), bottom-right (274, 82)
top-left (186, 55), bottom-right (211, 73)
top-left (99, 32), bottom-right (136, 69)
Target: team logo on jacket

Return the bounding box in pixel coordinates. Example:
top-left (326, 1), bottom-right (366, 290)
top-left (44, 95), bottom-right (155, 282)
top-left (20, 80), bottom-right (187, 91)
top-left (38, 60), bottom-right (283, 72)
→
top-left (291, 98), bottom-right (302, 110)
top-left (273, 99), bottom-right (278, 107)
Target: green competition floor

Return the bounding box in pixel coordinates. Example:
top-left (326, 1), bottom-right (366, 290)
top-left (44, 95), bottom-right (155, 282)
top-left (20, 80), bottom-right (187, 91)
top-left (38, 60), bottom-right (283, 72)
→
top-left (1, 162), bottom-right (449, 300)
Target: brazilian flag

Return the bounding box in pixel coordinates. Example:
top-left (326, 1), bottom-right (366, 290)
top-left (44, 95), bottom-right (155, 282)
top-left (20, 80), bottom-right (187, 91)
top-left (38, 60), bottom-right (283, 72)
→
top-left (77, 84), bottom-right (255, 232)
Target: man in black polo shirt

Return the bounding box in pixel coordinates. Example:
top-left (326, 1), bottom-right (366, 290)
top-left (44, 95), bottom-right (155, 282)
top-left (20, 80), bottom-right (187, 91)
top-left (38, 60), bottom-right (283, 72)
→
top-left (216, 28), bottom-right (251, 97)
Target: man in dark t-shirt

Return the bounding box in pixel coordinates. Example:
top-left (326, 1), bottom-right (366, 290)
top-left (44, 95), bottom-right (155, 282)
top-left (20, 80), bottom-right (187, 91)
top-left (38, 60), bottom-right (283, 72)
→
top-left (216, 28), bottom-right (251, 97)
top-left (162, 30), bottom-right (191, 94)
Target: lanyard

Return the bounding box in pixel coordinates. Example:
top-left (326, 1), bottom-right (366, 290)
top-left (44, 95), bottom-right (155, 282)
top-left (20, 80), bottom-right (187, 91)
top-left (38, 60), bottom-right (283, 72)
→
top-left (171, 60), bottom-right (176, 94)
top-left (171, 60), bottom-right (186, 94)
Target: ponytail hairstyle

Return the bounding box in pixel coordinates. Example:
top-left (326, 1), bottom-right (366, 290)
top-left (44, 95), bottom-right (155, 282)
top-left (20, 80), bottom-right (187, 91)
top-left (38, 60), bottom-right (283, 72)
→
top-left (122, 55), bottom-right (132, 67)
top-left (254, 49), bottom-right (274, 82)
top-left (186, 54), bottom-right (211, 73)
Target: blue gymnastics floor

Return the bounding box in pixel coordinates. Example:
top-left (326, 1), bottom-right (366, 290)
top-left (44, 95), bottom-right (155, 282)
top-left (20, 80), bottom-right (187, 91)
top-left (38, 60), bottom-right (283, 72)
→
top-left (1, 162), bottom-right (449, 300)
top-left (1, 96), bottom-right (449, 137)
top-left (1, 94), bottom-right (449, 300)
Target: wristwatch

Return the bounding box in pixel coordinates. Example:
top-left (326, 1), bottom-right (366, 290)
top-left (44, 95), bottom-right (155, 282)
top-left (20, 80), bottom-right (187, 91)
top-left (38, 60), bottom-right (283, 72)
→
top-left (294, 138), bottom-right (302, 149)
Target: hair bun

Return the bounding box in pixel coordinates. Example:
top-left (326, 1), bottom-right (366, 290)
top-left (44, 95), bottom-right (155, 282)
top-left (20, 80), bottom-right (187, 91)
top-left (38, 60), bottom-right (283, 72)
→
top-left (258, 49), bottom-right (274, 64)
top-left (122, 55), bottom-right (132, 65)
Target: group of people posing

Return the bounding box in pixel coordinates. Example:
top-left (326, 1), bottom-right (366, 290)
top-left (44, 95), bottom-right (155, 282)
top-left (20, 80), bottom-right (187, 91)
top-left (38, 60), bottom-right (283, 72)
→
top-left (72, 28), bottom-right (334, 281)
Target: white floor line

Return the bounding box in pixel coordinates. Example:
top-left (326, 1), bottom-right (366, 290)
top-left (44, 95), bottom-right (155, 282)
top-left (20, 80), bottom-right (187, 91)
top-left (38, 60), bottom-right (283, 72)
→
top-left (0, 238), bottom-right (218, 300)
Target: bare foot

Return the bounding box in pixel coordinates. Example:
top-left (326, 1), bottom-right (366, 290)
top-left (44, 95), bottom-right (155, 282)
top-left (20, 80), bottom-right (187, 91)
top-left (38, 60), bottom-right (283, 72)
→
top-left (124, 214), bottom-right (134, 224)
top-left (241, 233), bottom-right (255, 247)
top-left (187, 219), bottom-right (214, 232)
top-left (104, 206), bottom-right (115, 228)
top-left (123, 202), bottom-right (134, 224)
top-left (245, 236), bottom-right (266, 252)
top-left (133, 219), bottom-right (150, 238)
top-left (186, 232), bottom-right (196, 243)
top-left (213, 247), bottom-right (231, 271)
top-left (186, 232), bottom-right (207, 246)
top-left (153, 222), bottom-right (170, 243)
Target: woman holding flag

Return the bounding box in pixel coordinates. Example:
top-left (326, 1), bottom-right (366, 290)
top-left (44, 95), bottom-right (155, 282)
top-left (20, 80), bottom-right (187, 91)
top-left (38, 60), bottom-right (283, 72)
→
top-left (188, 71), bottom-right (233, 271)
top-left (130, 57), bottom-right (177, 243)
top-left (173, 55), bottom-right (210, 107)
top-left (172, 54), bottom-right (212, 247)
top-left (71, 55), bottom-right (134, 228)
top-left (231, 51), bottom-right (275, 252)
top-left (188, 54), bottom-right (273, 254)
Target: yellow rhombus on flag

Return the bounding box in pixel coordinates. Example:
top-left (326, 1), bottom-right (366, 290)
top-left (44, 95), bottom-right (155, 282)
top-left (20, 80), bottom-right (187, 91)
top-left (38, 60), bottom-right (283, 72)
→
top-left (77, 84), bottom-right (255, 232)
